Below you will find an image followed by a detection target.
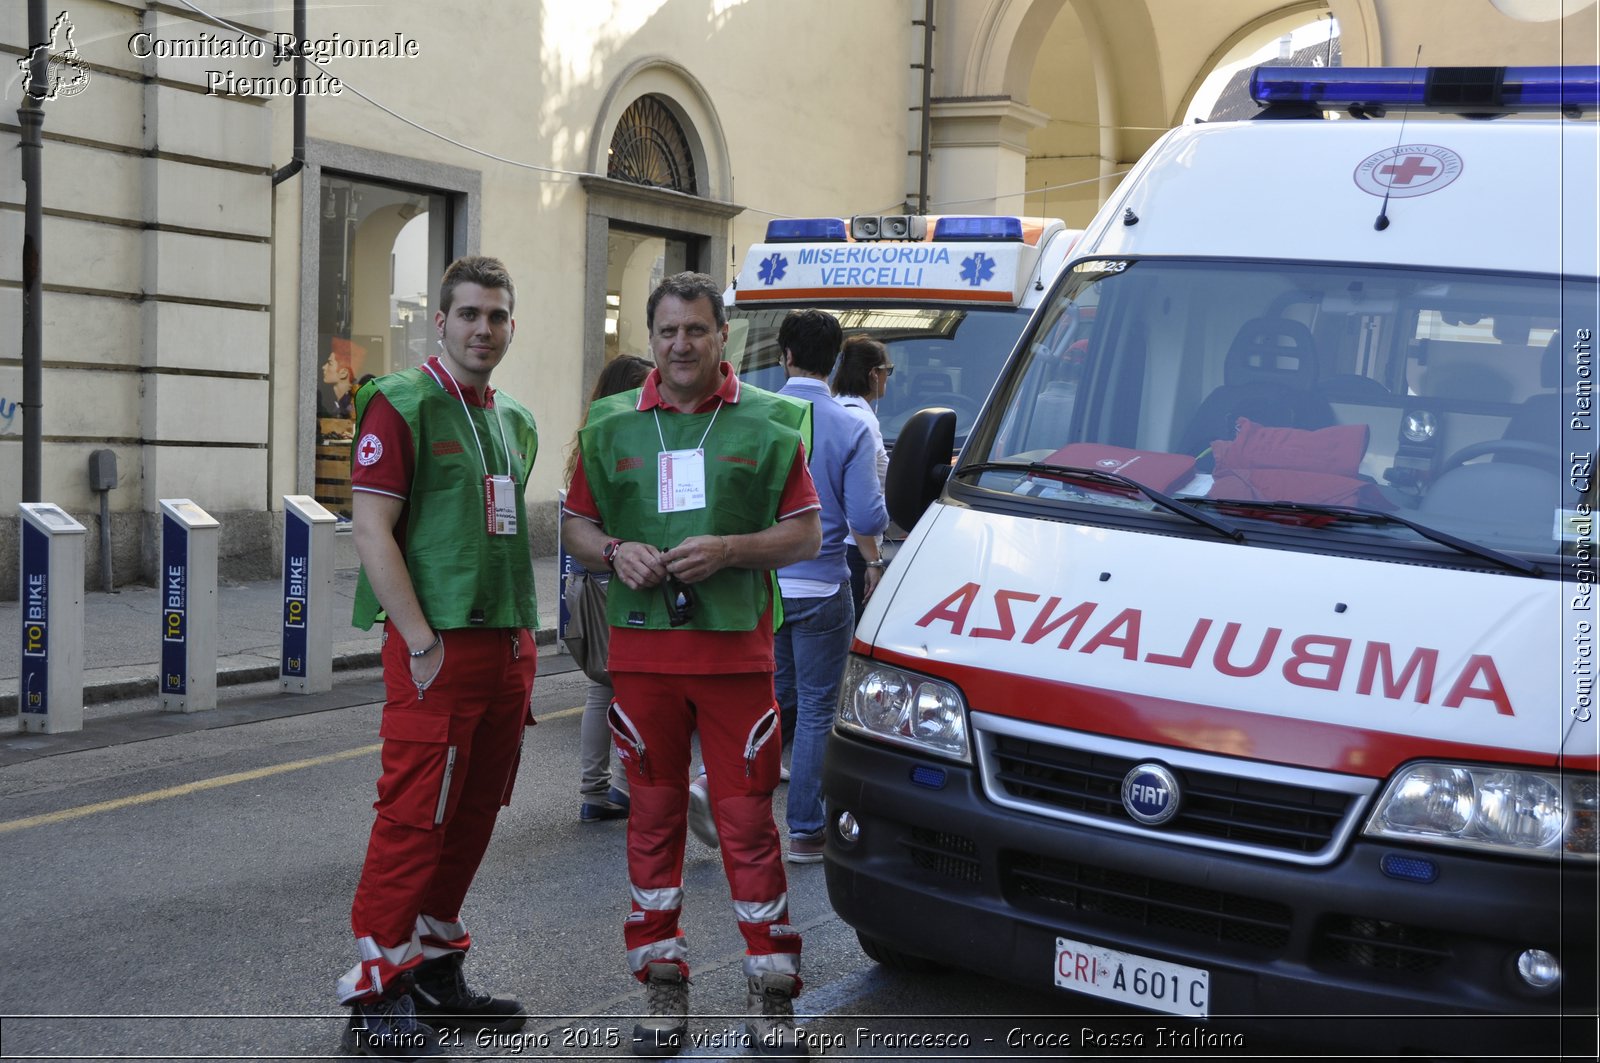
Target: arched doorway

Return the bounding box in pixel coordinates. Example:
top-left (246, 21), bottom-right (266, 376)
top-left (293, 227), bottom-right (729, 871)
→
top-left (580, 60), bottom-right (740, 399)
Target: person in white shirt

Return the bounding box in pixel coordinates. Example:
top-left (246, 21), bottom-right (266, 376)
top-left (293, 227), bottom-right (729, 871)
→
top-left (831, 336), bottom-right (892, 616)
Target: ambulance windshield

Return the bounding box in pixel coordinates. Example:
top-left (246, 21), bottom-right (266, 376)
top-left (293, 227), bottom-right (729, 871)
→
top-left (965, 258), bottom-right (1595, 567)
top-left (725, 305), bottom-right (1033, 448)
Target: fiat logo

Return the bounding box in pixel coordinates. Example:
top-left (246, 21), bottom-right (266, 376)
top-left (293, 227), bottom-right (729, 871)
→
top-left (1121, 763), bottom-right (1181, 826)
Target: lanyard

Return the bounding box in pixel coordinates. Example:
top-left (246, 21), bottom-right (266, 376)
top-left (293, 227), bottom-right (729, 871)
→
top-left (433, 360), bottom-right (513, 478)
top-left (653, 399), bottom-right (723, 454)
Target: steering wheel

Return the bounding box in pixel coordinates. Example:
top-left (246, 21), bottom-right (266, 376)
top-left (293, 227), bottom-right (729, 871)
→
top-left (1436, 439), bottom-right (1563, 476)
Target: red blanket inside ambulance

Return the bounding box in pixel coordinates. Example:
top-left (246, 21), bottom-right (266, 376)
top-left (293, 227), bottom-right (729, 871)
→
top-left (1207, 417), bottom-right (1391, 508)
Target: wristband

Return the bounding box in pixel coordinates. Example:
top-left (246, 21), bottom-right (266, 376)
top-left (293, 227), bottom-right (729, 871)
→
top-left (409, 631), bottom-right (441, 658)
top-left (865, 559), bottom-right (888, 569)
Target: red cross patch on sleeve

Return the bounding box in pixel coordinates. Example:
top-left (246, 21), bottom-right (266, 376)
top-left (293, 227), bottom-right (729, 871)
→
top-left (356, 433), bottom-right (384, 466)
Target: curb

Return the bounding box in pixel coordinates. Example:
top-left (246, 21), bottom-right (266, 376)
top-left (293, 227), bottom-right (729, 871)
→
top-left (0, 627), bottom-right (558, 718)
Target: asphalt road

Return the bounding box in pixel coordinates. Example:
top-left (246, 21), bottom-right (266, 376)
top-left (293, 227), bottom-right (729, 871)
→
top-left (0, 660), bottom-right (1444, 1062)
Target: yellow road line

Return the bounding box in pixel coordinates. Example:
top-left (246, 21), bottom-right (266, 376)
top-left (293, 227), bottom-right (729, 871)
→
top-left (0, 744), bottom-right (380, 835)
top-left (0, 703), bottom-right (589, 836)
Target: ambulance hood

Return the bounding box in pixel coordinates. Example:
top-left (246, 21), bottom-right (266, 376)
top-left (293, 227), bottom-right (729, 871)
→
top-left (865, 504), bottom-right (1586, 777)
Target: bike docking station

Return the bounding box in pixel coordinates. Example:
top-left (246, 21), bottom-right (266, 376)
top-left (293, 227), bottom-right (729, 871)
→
top-left (159, 498), bottom-right (219, 713)
top-left (17, 503), bottom-right (88, 733)
top-left (280, 495), bottom-right (336, 694)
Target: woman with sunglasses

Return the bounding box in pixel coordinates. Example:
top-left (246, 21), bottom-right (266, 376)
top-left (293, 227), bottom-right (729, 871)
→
top-left (831, 336), bottom-right (893, 617)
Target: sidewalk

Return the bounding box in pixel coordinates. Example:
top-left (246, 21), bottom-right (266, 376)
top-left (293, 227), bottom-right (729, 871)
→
top-left (1, 554), bottom-right (565, 722)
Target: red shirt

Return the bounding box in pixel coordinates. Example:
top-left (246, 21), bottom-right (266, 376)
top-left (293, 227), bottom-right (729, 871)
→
top-left (564, 363), bottom-right (820, 674)
top-left (350, 357), bottom-right (501, 502)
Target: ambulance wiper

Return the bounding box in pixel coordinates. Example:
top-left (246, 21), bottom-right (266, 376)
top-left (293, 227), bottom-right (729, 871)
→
top-left (1191, 499), bottom-right (1542, 576)
top-left (964, 461), bottom-right (1245, 543)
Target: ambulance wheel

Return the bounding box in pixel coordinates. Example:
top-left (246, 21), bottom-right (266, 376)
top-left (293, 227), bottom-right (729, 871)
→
top-left (855, 931), bottom-right (947, 973)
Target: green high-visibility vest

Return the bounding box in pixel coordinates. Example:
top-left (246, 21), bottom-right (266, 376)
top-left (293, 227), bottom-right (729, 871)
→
top-left (578, 384), bottom-right (810, 631)
top-left (351, 368), bottom-right (540, 631)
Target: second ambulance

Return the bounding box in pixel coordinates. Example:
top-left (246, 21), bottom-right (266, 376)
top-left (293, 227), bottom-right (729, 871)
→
top-left (723, 213), bottom-right (1079, 454)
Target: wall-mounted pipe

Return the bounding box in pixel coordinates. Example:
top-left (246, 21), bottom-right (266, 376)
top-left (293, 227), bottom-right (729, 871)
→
top-left (914, 0), bottom-right (934, 213)
top-left (19, 0), bottom-right (48, 502)
top-left (272, 0), bottom-right (307, 185)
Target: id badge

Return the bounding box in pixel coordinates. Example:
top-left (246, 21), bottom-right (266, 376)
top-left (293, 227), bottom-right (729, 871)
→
top-left (657, 448), bottom-right (707, 513)
top-left (485, 475), bottom-right (518, 535)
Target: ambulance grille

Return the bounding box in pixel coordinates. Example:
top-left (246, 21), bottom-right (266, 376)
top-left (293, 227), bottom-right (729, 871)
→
top-left (901, 827), bottom-right (981, 884)
top-left (1315, 915), bottom-right (1453, 974)
top-left (972, 713), bottom-right (1377, 866)
top-left (1005, 854), bottom-right (1292, 950)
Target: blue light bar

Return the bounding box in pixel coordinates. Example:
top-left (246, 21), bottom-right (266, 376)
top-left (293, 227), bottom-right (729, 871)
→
top-left (765, 218), bottom-right (847, 242)
top-left (932, 216), bottom-right (1023, 242)
top-left (1250, 65), bottom-right (1600, 113)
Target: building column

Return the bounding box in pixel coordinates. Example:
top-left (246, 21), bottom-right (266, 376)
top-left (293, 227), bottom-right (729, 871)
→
top-left (927, 97), bottom-right (1049, 217)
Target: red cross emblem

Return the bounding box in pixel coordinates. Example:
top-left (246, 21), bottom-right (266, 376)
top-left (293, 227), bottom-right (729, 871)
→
top-left (1378, 155), bottom-right (1439, 185)
top-left (1353, 144), bottom-right (1462, 200)
top-left (356, 432), bottom-right (383, 466)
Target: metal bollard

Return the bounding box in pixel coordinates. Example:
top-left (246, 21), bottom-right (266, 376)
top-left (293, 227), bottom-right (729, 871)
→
top-left (158, 499), bottom-right (218, 713)
top-left (280, 495), bottom-right (336, 693)
top-left (17, 503), bottom-right (87, 733)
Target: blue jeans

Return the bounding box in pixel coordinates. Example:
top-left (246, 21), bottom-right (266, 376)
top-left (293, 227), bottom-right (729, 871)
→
top-left (774, 583), bottom-right (856, 838)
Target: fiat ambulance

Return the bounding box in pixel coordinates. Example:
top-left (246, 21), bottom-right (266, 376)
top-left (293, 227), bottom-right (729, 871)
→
top-left (822, 66), bottom-right (1599, 1055)
top-left (723, 213), bottom-right (1079, 454)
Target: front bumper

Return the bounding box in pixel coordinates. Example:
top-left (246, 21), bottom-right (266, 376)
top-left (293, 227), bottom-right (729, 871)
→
top-left (821, 730), bottom-right (1597, 1056)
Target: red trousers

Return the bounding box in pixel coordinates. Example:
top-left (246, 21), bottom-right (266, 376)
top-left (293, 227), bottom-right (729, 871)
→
top-left (338, 624), bottom-right (536, 1003)
top-left (608, 670), bottom-right (801, 988)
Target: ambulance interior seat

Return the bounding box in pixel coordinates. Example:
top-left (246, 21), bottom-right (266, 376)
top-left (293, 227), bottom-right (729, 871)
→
top-left (911, 370), bottom-right (956, 399)
top-left (1421, 333), bottom-right (1571, 525)
top-left (1178, 317), bottom-right (1336, 458)
top-left (907, 369), bottom-right (977, 420)
top-left (1496, 331), bottom-right (1564, 466)
top-left (1020, 379), bottom-right (1079, 454)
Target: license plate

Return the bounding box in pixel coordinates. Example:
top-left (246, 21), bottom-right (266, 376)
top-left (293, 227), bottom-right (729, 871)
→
top-left (1054, 936), bottom-right (1210, 1017)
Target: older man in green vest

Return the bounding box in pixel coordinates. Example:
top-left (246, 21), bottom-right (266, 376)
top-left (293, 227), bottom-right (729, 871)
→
top-left (564, 272), bottom-right (822, 1060)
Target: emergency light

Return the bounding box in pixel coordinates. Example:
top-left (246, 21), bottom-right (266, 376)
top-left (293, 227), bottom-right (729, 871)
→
top-left (933, 216), bottom-right (1024, 242)
top-left (1250, 65), bottom-right (1600, 115)
top-left (765, 218), bottom-right (847, 242)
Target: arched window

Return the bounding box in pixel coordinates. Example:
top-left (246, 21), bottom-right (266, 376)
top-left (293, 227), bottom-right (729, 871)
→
top-left (606, 94), bottom-right (698, 193)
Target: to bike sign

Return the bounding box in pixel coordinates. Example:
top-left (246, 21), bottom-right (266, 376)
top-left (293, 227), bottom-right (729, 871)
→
top-left (20, 520), bottom-right (50, 714)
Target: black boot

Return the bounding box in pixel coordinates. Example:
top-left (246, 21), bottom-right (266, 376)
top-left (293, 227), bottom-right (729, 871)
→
top-left (341, 991), bottom-right (448, 1060)
top-left (411, 953), bottom-right (527, 1036)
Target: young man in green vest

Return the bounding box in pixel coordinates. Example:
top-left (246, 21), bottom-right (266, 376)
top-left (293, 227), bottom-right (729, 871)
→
top-left (338, 256), bottom-right (538, 1060)
top-left (563, 272), bottom-right (822, 1060)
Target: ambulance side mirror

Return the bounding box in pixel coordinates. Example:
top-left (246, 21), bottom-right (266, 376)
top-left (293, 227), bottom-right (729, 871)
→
top-left (886, 407), bottom-right (956, 530)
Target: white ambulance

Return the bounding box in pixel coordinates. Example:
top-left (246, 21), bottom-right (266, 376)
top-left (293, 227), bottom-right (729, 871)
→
top-left (723, 213), bottom-right (1079, 455)
top-left (823, 66), bottom-right (1598, 1055)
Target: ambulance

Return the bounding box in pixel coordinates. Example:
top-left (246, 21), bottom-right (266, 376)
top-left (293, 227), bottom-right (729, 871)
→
top-left (822, 66), bottom-right (1599, 1055)
top-left (723, 213), bottom-right (1079, 455)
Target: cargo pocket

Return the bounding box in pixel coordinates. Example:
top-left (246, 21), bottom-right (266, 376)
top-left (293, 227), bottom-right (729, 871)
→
top-left (376, 706), bottom-right (457, 829)
top-left (607, 700), bottom-right (651, 783)
top-left (743, 706), bottom-right (780, 778)
top-left (498, 731), bottom-right (525, 808)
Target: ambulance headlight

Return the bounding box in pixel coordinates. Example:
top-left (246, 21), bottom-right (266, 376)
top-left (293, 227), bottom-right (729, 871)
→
top-left (1365, 762), bottom-right (1597, 860)
top-left (836, 655), bottom-right (969, 761)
